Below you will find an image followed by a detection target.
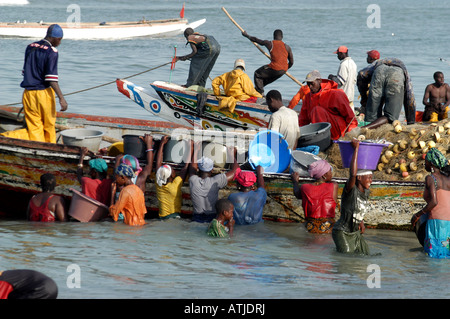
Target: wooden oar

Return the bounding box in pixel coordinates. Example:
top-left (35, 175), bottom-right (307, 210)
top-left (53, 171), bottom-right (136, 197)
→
top-left (221, 7), bottom-right (303, 87)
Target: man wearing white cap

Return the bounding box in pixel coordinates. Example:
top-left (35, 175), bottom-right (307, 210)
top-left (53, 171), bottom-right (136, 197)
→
top-left (212, 58), bottom-right (262, 113)
top-left (18, 24), bottom-right (67, 143)
top-left (328, 45), bottom-right (357, 112)
top-left (189, 143), bottom-right (239, 223)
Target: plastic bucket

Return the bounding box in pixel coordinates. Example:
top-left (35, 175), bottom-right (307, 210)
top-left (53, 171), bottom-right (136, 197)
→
top-left (163, 139), bottom-right (191, 164)
top-left (68, 189), bottom-right (109, 222)
top-left (60, 129), bottom-right (104, 152)
top-left (297, 122), bottom-right (331, 151)
top-left (290, 150), bottom-right (323, 177)
top-left (335, 140), bottom-right (389, 170)
top-left (202, 141), bottom-right (228, 168)
top-left (122, 135), bottom-right (145, 160)
top-left (248, 130), bottom-right (291, 173)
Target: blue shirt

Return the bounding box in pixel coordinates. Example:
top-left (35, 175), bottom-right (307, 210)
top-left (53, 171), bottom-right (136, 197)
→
top-left (228, 187), bottom-right (267, 225)
top-left (20, 39), bottom-right (59, 90)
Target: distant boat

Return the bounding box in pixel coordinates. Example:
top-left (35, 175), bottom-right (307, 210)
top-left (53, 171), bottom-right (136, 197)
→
top-left (0, 17), bottom-right (206, 40)
top-left (0, 0), bottom-right (29, 6)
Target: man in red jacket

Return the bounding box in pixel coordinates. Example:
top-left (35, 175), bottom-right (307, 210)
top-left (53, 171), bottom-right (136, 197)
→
top-left (298, 70), bottom-right (357, 140)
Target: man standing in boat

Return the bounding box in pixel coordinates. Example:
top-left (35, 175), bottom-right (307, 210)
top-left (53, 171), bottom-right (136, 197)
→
top-left (20, 24), bottom-right (68, 143)
top-left (241, 29), bottom-right (294, 96)
top-left (176, 27), bottom-right (221, 88)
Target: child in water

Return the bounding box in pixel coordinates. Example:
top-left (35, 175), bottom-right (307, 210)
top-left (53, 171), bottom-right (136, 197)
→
top-left (207, 198), bottom-right (235, 238)
top-left (332, 139), bottom-right (372, 255)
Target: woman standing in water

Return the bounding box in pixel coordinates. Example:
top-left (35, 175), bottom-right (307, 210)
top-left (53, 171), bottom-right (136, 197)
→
top-left (411, 148), bottom-right (450, 258)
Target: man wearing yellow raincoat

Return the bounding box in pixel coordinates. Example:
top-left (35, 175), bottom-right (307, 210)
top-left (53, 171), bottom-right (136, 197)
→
top-left (212, 59), bottom-right (262, 113)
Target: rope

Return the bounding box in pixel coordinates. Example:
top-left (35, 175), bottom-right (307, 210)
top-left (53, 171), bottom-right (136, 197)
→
top-left (1, 61), bottom-right (172, 108)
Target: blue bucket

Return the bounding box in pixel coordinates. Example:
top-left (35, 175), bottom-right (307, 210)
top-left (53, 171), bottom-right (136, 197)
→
top-left (248, 130), bottom-right (291, 173)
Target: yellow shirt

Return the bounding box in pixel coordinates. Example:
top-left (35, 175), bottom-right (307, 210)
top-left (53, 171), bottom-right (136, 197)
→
top-left (155, 176), bottom-right (183, 218)
top-left (212, 69), bottom-right (262, 112)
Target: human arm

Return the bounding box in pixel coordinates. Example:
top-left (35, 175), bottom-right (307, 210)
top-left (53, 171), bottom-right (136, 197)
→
top-left (212, 74), bottom-right (225, 96)
top-left (241, 31), bottom-right (272, 50)
top-left (188, 141), bottom-right (201, 177)
top-left (54, 197), bottom-right (68, 222)
top-left (290, 172), bottom-right (302, 199)
top-left (179, 140), bottom-right (193, 181)
top-left (411, 175), bottom-right (438, 227)
top-left (176, 35), bottom-right (200, 61)
top-left (49, 81), bottom-right (68, 111)
top-left (135, 134), bottom-right (154, 192)
top-left (286, 44), bottom-right (294, 69)
top-left (225, 147), bottom-right (239, 181)
top-left (422, 84), bottom-right (432, 107)
top-left (76, 147), bottom-right (89, 184)
top-left (228, 217), bottom-right (235, 237)
top-left (256, 165), bottom-right (265, 189)
top-left (155, 135), bottom-right (169, 171)
top-left (345, 139), bottom-right (359, 193)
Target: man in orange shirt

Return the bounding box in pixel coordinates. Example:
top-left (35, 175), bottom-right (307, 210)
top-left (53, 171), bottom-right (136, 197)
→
top-left (242, 29), bottom-right (294, 95)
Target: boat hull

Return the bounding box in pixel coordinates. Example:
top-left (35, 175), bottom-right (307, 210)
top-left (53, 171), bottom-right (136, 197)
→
top-left (0, 105), bottom-right (425, 228)
top-left (117, 79), bottom-right (272, 131)
top-left (0, 18), bottom-right (206, 40)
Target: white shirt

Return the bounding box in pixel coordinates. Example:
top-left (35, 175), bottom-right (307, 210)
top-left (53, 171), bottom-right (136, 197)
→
top-left (268, 106), bottom-right (301, 150)
top-left (337, 57), bottom-right (357, 110)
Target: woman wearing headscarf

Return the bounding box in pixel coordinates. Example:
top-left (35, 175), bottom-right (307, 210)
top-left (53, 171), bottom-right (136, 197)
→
top-left (77, 147), bottom-right (112, 206)
top-left (155, 136), bottom-right (192, 219)
top-left (411, 148), bottom-right (450, 258)
top-left (109, 163), bottom-right (147, 226)
top-left (291, 159), bottom-right (338, 233)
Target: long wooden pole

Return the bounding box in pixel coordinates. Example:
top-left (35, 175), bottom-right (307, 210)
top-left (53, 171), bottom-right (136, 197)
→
top-left (221, 7), bottom-right (303, 87)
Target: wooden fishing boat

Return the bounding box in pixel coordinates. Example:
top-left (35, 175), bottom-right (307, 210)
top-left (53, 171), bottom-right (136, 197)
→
top-left (0, 18), bottom-right (206, 40)
top-left (0, 105), bottom-right (425, 229)
top-left (116, 79), bottom-right (273, 131)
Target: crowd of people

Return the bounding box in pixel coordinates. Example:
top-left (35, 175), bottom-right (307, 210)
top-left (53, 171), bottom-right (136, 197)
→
top-left (1, 23), bottom-right (448, 282)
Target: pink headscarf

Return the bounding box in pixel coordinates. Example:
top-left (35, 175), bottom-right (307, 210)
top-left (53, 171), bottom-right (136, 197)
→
top-left (234, 168), bottom-right (257, 187)
top-left (308, 160), bottom-right (331, 179)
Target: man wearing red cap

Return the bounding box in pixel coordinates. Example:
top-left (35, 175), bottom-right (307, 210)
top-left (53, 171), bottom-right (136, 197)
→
top-left (228, 165), bottom-right (266, 225)
top-left (328, 45), bottom-right (357, 112)
top-left (357, 50), bottom-right (381, 115)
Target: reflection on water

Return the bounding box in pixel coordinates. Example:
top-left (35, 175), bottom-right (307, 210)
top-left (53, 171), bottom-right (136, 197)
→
top-left (0, 218), bottom-right (448, 299)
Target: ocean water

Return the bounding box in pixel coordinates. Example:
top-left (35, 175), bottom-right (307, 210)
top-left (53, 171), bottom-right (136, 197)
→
top-left (0, 0), bottom-right (449, 301)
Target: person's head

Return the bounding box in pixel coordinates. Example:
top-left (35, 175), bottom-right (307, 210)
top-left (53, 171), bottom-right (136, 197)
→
top-left (308, 160), bottom-right (333, 182)
top-left (425, 148), bottom-right (448, 173)
top-left (215, 198), bottom-right (234, 220)
top-left (266, 90), bottom-right (283, 113)
top-left (356, 170), bottom-right (373, 190)
top-left (433, 71), bottom-right (444, 86)
top-left (304, 70), bottom-right (322, 94)
top-left (183, 27), bottom-right (194, 39)
top-left (234, 58), bottom-right (245, 71)
top-left (45, 24), bottom-right (63, 47)
top-left (121, 154), bottom-right (142, 175)
top-left (115, 163), bottom-right (135, 186)
top-left (198, 156), bottom-right (214, 175)
top-left (334, 45), bottom-right (348, 60)
top-left (40, 173), bottom-right (56, 192)
top-left (88, 158), bottom-right (108, 179)
top-left (273, 29), bottom-right (283, 40)
top-left (156, 164), bottom-right (176, 186)
top-left (234, 168), bottom-right (257, 191)
top-left (366, 50), bottom-right (380, 64)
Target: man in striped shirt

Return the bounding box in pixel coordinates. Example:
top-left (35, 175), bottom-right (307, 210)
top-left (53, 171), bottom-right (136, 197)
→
top-left (20, 24), bottom-right (68, 143)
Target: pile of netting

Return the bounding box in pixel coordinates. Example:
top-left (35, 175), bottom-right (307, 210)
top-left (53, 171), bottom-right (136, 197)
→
top-left (322, 119), bottom-right (450, 181)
